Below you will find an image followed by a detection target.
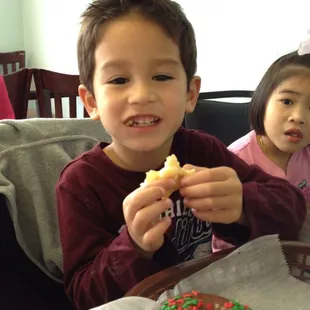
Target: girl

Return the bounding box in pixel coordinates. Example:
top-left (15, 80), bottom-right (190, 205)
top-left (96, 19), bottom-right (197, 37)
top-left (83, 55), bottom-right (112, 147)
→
top-left (213, 37), bottom-right (310, 252)
top-left (0, 74), bottom-right (15, 119)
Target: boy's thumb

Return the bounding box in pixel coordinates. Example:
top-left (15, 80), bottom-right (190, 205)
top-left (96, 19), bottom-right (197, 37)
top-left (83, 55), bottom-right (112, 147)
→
top-left (183, 164), bottom-right (195, 170)
top-left (182, 164), bottom-right (206, 172)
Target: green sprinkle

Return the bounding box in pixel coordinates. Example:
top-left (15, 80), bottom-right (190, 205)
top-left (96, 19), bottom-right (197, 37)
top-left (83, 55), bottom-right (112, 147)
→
top-left (185, 298), bottom-right (198, 305)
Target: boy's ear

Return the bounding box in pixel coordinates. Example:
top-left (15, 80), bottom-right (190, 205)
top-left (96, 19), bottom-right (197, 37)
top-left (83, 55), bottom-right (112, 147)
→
top-left (185, 76), bottom-right (201, 113)
top-left (78, 85), bottom-right (100, 120)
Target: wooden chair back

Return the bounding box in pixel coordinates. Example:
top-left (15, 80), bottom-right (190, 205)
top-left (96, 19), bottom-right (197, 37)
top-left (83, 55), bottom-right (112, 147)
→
top-left (33, 68), bottom-right (88, 118)
top-left (0, 51), bottom-right (26, 75)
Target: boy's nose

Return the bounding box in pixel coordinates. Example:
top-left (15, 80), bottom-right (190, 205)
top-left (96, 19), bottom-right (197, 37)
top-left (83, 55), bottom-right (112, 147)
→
top-left (128, 82), bottom-right (155, 105)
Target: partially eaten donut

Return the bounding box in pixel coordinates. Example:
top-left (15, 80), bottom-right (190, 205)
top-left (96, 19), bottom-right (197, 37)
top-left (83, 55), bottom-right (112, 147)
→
top-left (141, 154), bottom-right (195, 197)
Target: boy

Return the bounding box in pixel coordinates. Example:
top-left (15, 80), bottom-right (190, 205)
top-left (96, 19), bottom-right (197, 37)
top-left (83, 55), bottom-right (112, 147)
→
top-left (56, 1), bottom-right (306, 310)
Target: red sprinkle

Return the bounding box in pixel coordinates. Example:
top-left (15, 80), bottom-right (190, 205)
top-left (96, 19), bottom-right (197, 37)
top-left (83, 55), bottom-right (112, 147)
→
top-left (197, 300), bottom-right (203, 307)
top-left (224, 301), bottom-right (234, 308)
top-left (206, 303), bottom-right (214, 310)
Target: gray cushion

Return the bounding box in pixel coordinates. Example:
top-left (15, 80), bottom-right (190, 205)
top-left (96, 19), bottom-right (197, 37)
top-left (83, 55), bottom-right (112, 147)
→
top-left (0, 118), bottom-right (111, 282)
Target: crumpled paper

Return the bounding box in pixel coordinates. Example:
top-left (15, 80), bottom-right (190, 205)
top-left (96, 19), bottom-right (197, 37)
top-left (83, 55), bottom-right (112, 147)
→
top-left (158, 235), bottom-right (310, 310)
top-left (92, 235), bottom-right (310, 310)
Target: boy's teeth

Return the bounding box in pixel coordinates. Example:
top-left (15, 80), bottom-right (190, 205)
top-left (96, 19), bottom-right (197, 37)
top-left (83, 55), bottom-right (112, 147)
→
top-left (126, 116), bottom-right (159, 127)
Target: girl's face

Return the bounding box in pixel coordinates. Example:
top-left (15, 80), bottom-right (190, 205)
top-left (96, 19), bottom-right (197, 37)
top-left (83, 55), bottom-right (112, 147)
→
top-left (263, 74), bottom-right (310, 156)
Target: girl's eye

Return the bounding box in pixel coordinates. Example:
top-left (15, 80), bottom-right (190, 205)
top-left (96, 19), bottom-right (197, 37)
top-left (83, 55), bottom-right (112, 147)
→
top-left (153, 75), bottom-right (173, 81)
top-left (109, 77), bottom-right (129, 85)
top-left (281, 99), bottom-right (293, 105)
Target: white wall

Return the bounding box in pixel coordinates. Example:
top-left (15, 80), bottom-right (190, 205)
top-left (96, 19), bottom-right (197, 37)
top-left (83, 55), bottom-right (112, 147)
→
top-left (21, 0), bottom-right (309, 91)
top-left (4, 0), bottom-right (310, 90)
top-left (21, 0), bottom-right (90, 117)
top-left (0, 0), bottom-right (24, 52)
top-left (177, 0), bottom-right (310, 91)
top-left (22, 0), bottom-right (90, 73)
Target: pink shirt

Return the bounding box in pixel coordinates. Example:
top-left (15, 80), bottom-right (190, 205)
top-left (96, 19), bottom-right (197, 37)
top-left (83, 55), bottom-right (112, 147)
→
top-left (228, 130), bottom-right (310, 204)
top-left (213, 130), bottom-right (310, 251)
top-left (0, 74), bottom-right (15, 119)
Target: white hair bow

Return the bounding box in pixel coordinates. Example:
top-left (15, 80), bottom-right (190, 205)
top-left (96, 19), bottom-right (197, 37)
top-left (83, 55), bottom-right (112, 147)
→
top-left (298, 30), bottom-right (310, 55)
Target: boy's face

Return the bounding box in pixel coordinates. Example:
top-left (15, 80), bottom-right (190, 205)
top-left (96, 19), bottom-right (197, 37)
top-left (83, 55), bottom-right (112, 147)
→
top-left (80, 13), bottom-right (200, 153)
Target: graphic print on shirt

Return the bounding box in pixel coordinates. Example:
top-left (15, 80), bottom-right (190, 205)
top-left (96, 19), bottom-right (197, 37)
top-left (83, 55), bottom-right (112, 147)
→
top-left (159, 199), bottom-right (212, 261)
top-left (298, 179), bottom-right (310, 203)
top-left (297, 179), bottom-right (310, 244)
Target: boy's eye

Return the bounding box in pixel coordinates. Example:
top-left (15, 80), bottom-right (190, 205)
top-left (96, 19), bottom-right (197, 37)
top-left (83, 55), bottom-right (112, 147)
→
top-left (281, 99), bottom-right (293, 105)
top-left (153, 75), bottom-right (173, 81)
top-left (109, 77), bottom-right (129, 85)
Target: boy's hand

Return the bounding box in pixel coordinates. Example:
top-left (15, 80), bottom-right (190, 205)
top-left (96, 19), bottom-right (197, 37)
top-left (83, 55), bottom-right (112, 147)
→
top-left (123, 179), bottom-right (176, 254)
top-left (180, 165), bottom-right (244, 225)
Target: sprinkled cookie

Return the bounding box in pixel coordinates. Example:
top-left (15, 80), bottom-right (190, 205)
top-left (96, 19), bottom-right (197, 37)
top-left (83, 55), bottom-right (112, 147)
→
top-left (159, 290), bottom-right (252, 310)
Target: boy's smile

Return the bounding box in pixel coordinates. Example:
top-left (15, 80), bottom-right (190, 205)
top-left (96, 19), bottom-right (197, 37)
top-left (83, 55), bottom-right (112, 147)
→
top-left (80, 12), bottom-right (200, 170)
top-left (124, 114), bottom-right (160, 128)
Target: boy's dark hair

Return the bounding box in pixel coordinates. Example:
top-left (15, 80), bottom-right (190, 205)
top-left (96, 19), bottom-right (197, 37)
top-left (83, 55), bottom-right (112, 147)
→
top-left (249, 51), bottom-right (310, 135)
top-left (77, 0), bottom-right (197, 95)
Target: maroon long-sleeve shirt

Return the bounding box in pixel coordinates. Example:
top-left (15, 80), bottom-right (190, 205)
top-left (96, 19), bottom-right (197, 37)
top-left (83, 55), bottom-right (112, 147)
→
top-left (56, 128), bottom-right (306, 310)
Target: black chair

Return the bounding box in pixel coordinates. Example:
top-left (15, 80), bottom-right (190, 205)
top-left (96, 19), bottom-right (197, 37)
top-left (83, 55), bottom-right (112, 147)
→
top-left (184, 91), bottom-right (253, 146)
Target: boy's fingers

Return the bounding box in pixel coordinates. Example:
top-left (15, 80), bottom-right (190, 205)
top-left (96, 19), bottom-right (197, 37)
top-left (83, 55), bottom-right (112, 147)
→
top-left (131, 198), bottom-right (172, 235)
top-left (142, 216), bottom-right (171, 251)
top-left (123, 187), bottom-right (165, 222)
